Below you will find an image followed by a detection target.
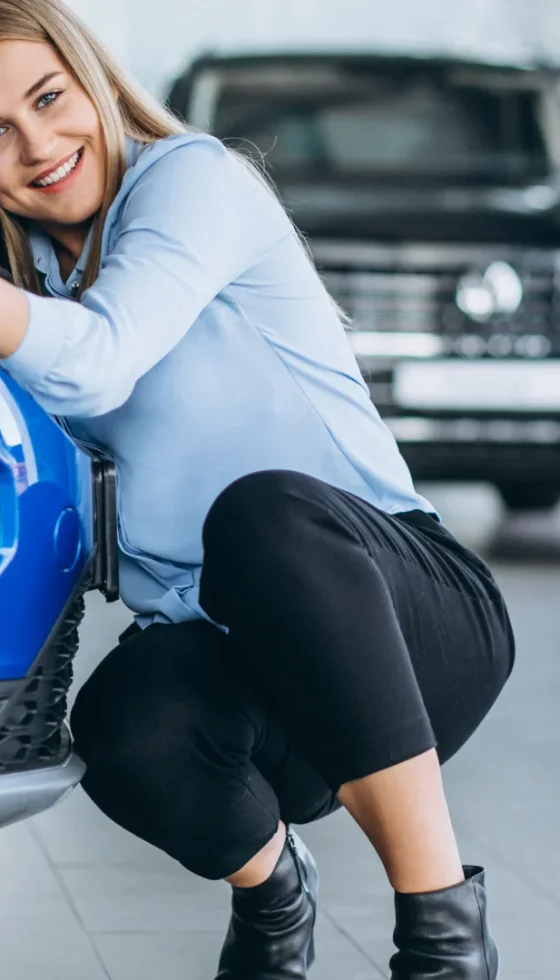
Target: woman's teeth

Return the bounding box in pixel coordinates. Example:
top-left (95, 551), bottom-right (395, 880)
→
top-left (34, 150), bottom-right (82, 187)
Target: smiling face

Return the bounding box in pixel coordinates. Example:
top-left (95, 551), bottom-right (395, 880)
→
top-left (0, 39), bottom-right (106, 249)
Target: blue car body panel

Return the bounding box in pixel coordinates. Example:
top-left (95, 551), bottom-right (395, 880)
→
top-left (0, 371), bottom-right (94, 681)
top-left (0, 370), bottom-right (98, 827)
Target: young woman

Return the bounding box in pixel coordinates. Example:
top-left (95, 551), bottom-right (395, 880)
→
top-left (0, 1), bottom-right (515, 977)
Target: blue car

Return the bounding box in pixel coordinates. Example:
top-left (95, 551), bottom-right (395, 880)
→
top-left (0, 369), bottom-right (118, 829)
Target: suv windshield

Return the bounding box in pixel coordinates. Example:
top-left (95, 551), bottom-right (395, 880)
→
top-left (193, 61), bottom-right (558, 183)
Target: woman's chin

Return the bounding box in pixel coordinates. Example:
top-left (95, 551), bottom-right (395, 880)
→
top-left (35, 201), bottom-right (101, 228)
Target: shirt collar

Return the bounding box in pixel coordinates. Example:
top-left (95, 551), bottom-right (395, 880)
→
top-left (27, 135), bottom-right (147, 279)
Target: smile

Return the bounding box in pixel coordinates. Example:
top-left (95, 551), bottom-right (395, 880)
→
top-left (30, 147), bottom-right (84, 188)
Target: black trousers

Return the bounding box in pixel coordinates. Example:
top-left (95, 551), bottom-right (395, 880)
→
top-left (70, 470), bottom-right (515, 880)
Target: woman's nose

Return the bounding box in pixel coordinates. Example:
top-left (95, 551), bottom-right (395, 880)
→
top-left (18, 123), bottom-right (58, 169)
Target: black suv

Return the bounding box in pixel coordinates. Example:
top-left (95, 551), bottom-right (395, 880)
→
top-left (168, 51), bottom-right (560, 512)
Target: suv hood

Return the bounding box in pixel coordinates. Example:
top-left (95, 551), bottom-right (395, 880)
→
top-left (277, 179), bottom-right (560, 245)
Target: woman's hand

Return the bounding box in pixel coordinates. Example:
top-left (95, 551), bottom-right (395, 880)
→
top-left (0, 277), bottom-right (29, 359)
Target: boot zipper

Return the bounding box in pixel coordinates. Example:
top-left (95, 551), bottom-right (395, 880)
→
top-left (286, 828), bottom-right (311, 897)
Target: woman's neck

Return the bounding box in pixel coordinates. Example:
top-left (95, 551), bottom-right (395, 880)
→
top-left (40, 219), bottom-right (93, 263)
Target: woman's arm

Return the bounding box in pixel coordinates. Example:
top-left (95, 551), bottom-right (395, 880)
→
top-left (0, 136), bottom-right (287, 418)
top-left (0, 279), bottom-right (30, 357)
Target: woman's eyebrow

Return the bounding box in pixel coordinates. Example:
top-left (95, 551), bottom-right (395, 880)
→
top-left (24, 70), bottom-right (63, 100)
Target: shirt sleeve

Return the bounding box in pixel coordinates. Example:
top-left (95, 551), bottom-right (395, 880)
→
top-left (1, 136), bottom-right (284, 417)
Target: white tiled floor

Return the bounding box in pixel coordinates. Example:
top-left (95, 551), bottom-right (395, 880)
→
top-left (1, 488), bottom-right (560, 978)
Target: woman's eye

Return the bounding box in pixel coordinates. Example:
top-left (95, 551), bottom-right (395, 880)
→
top-left (0, 90), bottom-right (62, 138)
top-left (37, 90), bottom-right (62, 110)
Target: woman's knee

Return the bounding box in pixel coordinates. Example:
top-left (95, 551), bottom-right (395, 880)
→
top-left (200, 470), bottom-right (339, 616)
top-left (70, 625), bottom-right (267, 850)
top-left (70, 664), bottom-right (157, 789)
top-left (202, 469), bottom-right (324, 553)
top-left (71, 677), bottom-right (279, 881)
top-left (70, 632), bottom-right (196, 797)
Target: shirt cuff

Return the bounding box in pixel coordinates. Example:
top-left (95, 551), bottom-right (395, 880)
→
top-left (0, 291), bottom-right (68, 388)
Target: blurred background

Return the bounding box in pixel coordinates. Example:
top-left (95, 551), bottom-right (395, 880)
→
top-left (71, 0), bottom-right (560, 100)
top-left (2, 1), bottom-right (560, 978)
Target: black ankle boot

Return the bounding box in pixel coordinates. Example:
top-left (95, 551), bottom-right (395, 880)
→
top-left (389, 865), bottom-right (499, 979)
top-left (215, 828), bottom-right (318, 979)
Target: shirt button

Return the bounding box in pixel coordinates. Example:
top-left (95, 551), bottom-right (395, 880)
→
top-left (70, 281), bottom-right (80, 295)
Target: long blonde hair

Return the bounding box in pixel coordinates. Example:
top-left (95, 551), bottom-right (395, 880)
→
top-left (0, 0), bottom-right (349, 324)
top-left (0, 0), bottom-right (186, 297)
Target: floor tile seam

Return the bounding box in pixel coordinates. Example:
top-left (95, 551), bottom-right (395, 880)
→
top-left (89, 928), bottom-right (227, 936)
top-left (51, 861), bottom-right (199, 873)
top-left (28, 822), bottom-right (113, 979)
top-left (319, 907), bottom-right (389, 978)
top-left (455, 823), bottom-right (560, 913)
top-left (462, 731), bottom-right (560, 781)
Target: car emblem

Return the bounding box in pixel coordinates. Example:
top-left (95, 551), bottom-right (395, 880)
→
top-left (456, 262), bottom-right (523, 323)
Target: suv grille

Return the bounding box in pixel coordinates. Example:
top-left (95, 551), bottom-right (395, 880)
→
top-left (314, 241), bottom-right (560, 358)
top-left (0, 595), bottom-right (85, 773)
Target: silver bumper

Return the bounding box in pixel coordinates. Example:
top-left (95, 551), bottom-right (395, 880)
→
top-left (0, 749), bottom-right (85, 830)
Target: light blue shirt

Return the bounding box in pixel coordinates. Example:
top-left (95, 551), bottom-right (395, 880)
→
top-left (2, 132), bottom-right (435, 626)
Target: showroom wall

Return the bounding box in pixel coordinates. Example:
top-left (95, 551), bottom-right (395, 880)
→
top-left (68, 0), bottom-right (560, 101)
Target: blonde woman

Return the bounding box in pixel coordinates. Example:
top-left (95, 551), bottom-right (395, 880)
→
top-left (0, 2), bottom-right (515, 977)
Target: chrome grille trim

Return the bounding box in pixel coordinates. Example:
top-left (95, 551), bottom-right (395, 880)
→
top-left (312, 240), bottom-right (560, 270)
top-left (312, 239), bottom-right (560, 348)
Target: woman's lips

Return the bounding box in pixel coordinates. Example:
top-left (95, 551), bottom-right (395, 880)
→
top-left (30, 147), bottom-right (85, 195)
